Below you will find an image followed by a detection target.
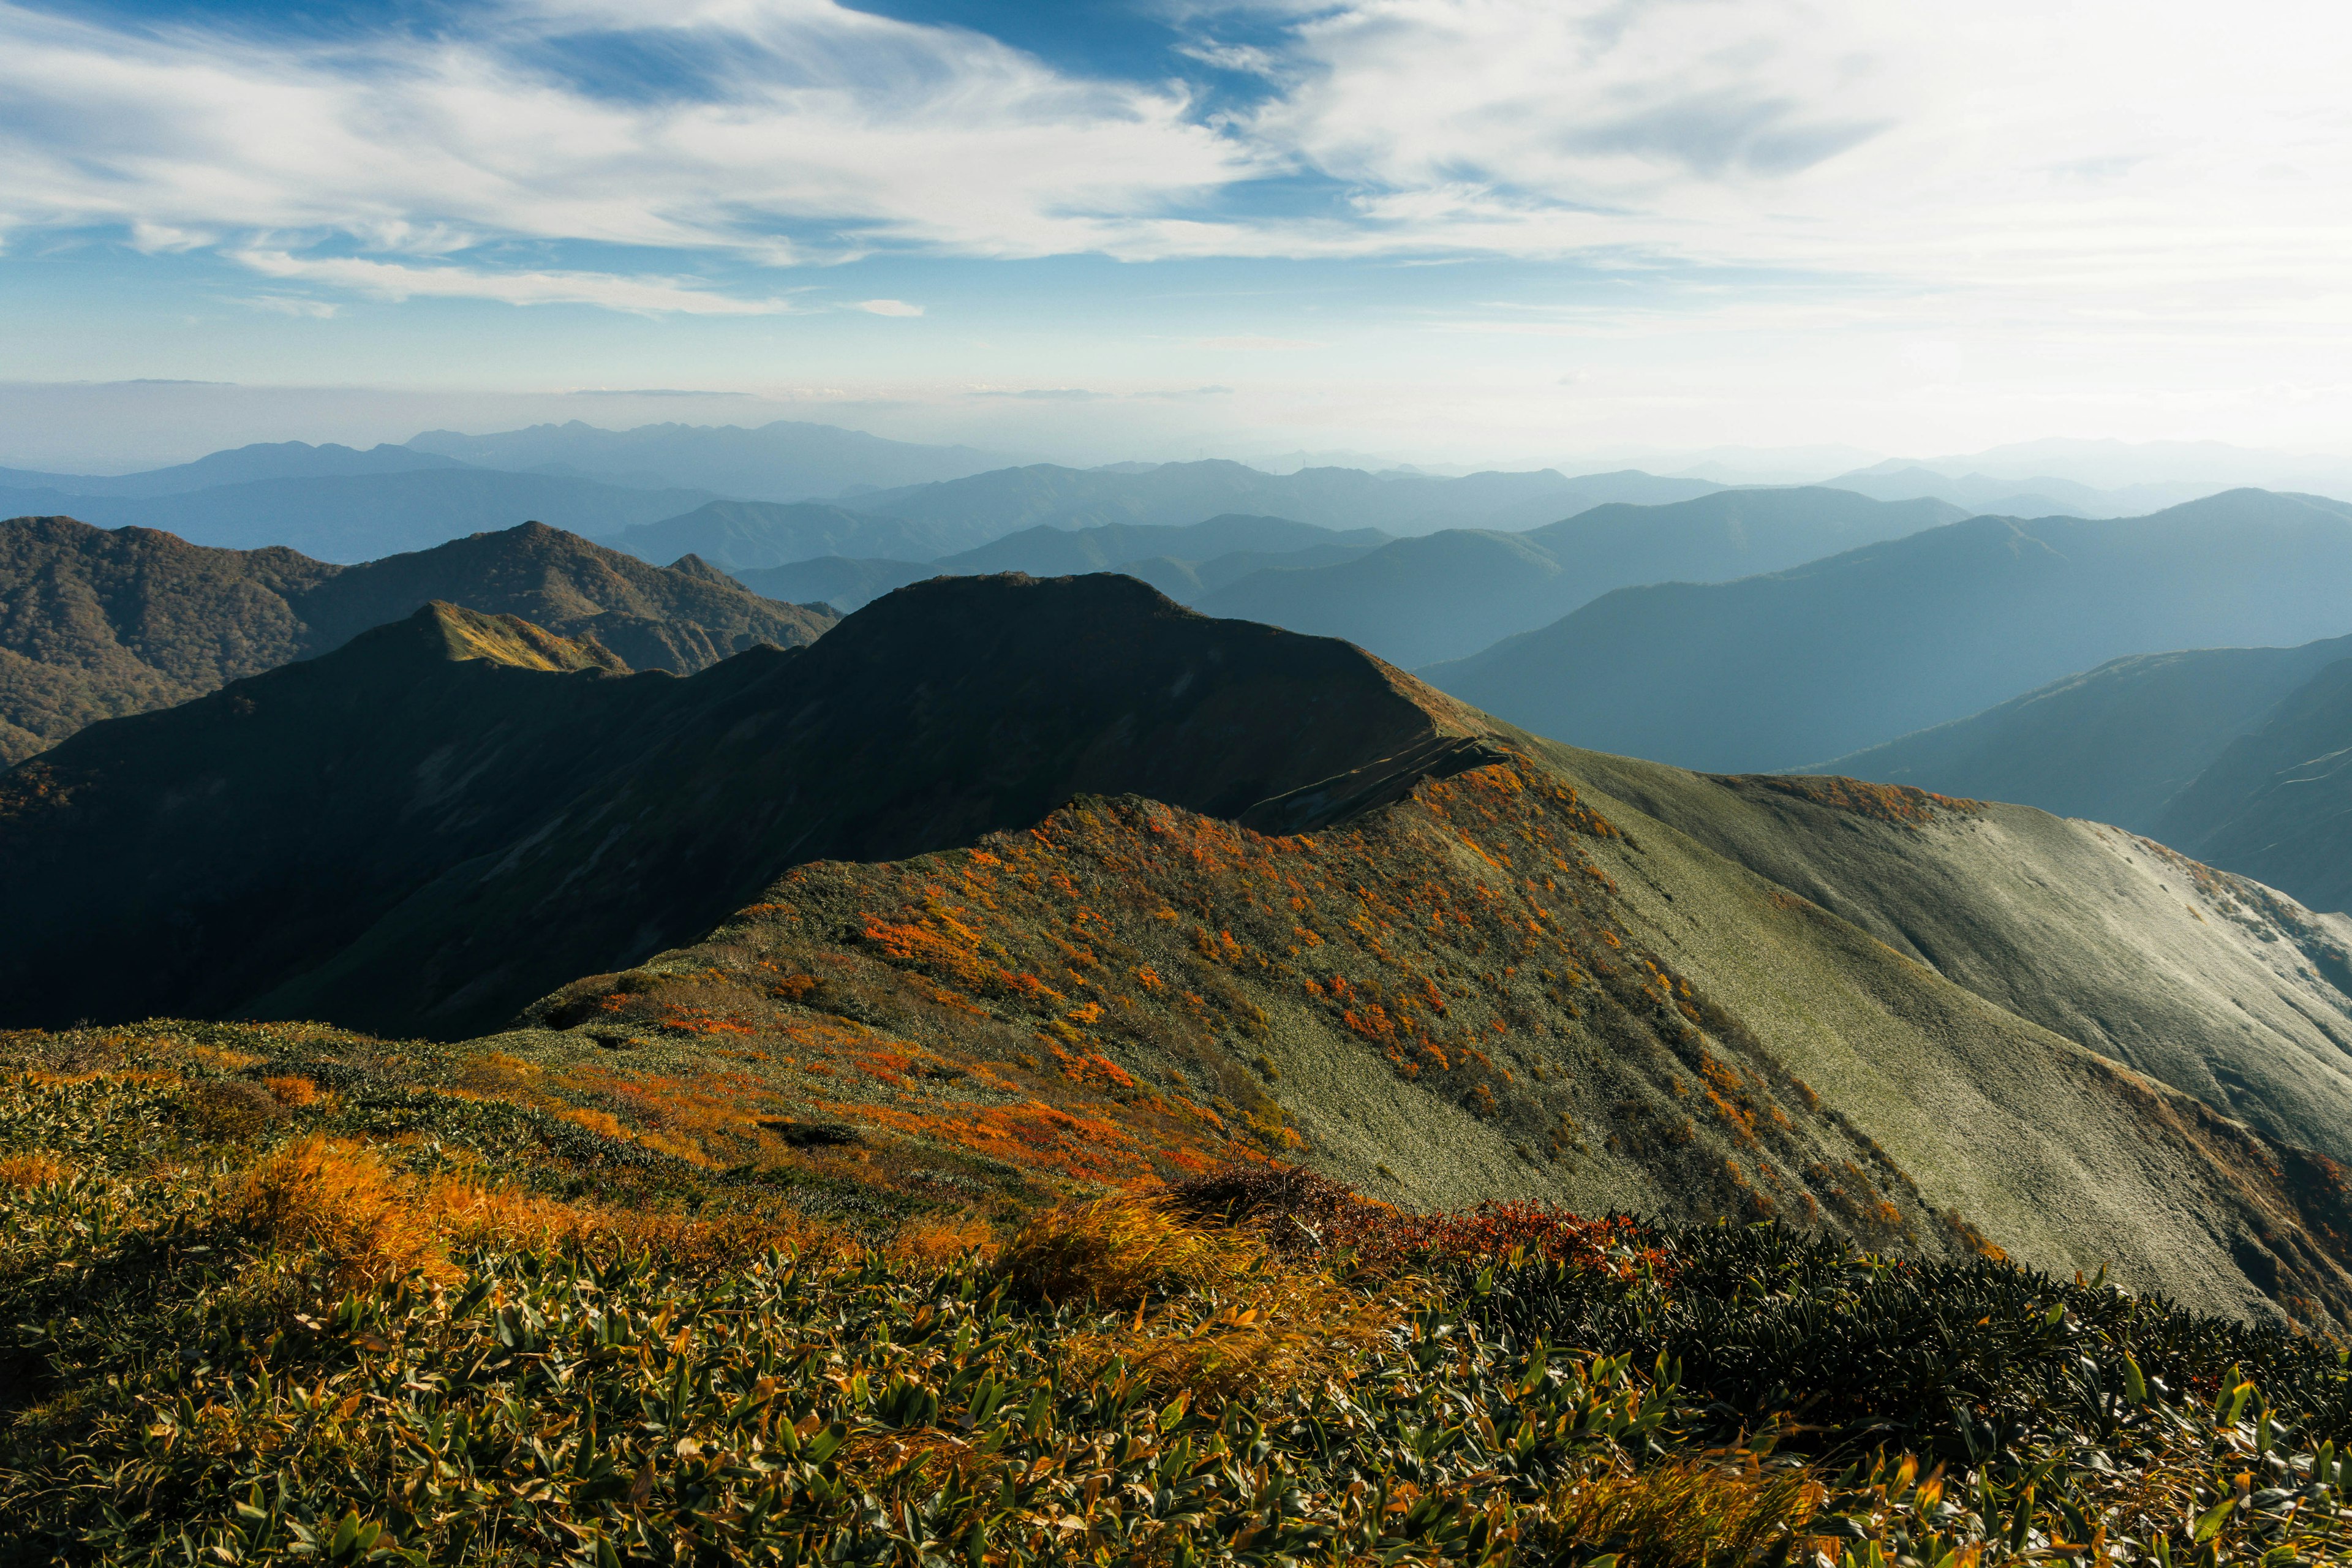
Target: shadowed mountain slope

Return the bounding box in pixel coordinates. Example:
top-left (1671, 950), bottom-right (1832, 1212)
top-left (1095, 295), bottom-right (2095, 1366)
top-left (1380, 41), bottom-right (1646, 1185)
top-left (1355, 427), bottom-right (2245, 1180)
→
top-left (1199, 488), bottom-right (1963, 668)
top-left (2149, 661), bottom-right (2352, 914)
top-left (850, 461), bottom-right (1720, 538)
top-left (13, 576), bottom-right (2352, 1322)
top-left (0, 576), bottom-right (1486, 1039)
top-left (1425, 490), bottom-right (2352, 773)
top-left (0, 470), bottom-right (720, 561)
top-left (0, 517), bottom-right (836, 762)
top-left (1803, 636), bottom-right (2352, 833)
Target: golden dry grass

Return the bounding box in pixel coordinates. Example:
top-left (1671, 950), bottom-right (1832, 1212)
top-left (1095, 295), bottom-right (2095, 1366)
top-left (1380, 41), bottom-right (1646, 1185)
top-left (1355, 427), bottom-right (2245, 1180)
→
top-left (219, 1136), bottom-right (451, 1288)
top-left (995, 1193), bottom-right (1263, 1308)
top-left (0, 1149), bottom-right (68, 1189)
top-left (888, 1211), bottom-right (997, 1266)
top-left (998, 1191), bottom-right (1409, 1401)
top-left (1541, 1455), bottom-right (1828, 1566)
top-left (261, 1074), bottom-right (320, 1107)
top-left (220, 1136), bottom-right (842, 1286)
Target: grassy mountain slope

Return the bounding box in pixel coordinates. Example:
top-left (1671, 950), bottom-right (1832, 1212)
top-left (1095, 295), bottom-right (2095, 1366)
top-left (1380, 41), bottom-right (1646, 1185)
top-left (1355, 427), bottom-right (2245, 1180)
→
top-left (493, 741), bottom-right (2352, 1322)
top-left (0, 470), bottom-right (721, 560)
top-left (0, 516), bottom-right (834, 763)
top-left (12, 577), bottom-right (2352, 1321)
top-left (407, 418), bottom-right (1011, 500)
top-left (1545, 751), bottom-right (2352, 1167)
top-left (1199, 489), bottom-right (1962, 668)
top-left (1803, 636), bottom-right (2352, 831)
top-left (1425, 489), bottom-right (2352, 772)
top-left (850, 461), bottom-right (1719, 538)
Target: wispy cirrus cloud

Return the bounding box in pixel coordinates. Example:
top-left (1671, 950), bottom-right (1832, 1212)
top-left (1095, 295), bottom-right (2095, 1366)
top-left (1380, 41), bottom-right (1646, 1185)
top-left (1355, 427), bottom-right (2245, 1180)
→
top-left (0, 0), bottom-right (2348, 331)
top-left (231, 250), bottom-right (801, 313)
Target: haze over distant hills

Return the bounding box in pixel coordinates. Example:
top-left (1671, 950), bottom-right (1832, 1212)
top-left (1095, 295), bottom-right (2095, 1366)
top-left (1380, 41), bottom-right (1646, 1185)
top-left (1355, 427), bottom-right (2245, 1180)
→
top-left (0, 516), bottom-right (834, 762)
top-left (593, 499), bottom-right (984, 570)
top-left (0, 440), bottom-right (466, 497)
top-left (1196, 488), bottom-right (1962, 669)
top-left (845, 460), bottom-right (1721, 538)
top-left (734, 514), bottom-right (1395, 610)
top-left (406, 419), bottom-right (1014, 500)
top-left (1422, 489), bottom-right (2352, 774)
top-left (1811, 637), bottom-right (2352, 836)
top-left (1820, 464), bottom-right (2212, 519)
top-left (0, 470), bottom-right (722, 561)
top-left (13, 574), bottom-right (2352, 1318)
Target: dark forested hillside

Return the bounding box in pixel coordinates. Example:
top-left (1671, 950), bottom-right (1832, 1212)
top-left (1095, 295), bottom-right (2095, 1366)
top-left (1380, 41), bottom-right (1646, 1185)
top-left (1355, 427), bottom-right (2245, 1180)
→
top-left (1424, 489), bottom-right (2352, 772)
top-left (0, 516), bottom-right (835, 761)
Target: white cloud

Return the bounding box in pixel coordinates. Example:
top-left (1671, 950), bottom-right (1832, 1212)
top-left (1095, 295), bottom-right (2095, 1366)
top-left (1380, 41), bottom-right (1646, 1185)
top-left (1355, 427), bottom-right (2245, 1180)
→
top-left (231, 251), bottom-right (797, 314)
top-left (0, 0), bottom-right (2347, 339)
top-left (856, 299), bottom-right (924, 316)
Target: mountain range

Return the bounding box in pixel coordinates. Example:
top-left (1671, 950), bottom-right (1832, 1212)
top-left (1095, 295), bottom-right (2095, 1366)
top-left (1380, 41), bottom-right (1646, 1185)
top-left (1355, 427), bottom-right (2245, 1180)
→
top-left (0, 516), bottom-right (834, 762)
top-left (0, 470), bottom-right (723, 562)
top-left (11, 573), bottom-right (2352, 1322)
top-left (1424, 489), bottom-right (2352, 773)
top-left (731, 513), bottom-right (1395, 609)
top-left (406, 418), bottom-right (1014, 500)
top-left (843, 460), bottom-right (1722, 538)
top-left (1196, 488), bottom-right (1963, 669)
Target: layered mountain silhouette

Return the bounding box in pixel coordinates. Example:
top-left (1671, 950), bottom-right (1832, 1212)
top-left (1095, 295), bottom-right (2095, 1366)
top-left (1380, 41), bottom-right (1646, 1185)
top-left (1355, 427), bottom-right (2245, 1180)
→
top-left (1809, 635), bottom-right (2352, 836)
top-left (0, 516), bottom-right (835, 762)
top-left (733, 514), bottom-right (1392, 609)
top-left (595, 499), bottom-right (997, 570)
top-left (0, 471), bottom-right (721, 561)
top-left (1425, 490), bottom-right (2352, 773)
top-left (12, 573), bottom-right (2352, 1321)
top-left (2147, 663), bottom-right (2352, 914)
top-left (1197, 488), bottom-right (1963, 669)
top-left (407, 418), bottom-right (1013, 500)
top-left (845, 461), bottom-right (1722, 538)
top-left (0, 439), bottom-right (467, 497)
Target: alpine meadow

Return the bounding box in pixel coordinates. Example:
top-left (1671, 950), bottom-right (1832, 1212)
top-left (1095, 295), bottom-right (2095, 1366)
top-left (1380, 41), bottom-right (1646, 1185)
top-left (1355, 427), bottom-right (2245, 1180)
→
top-left (10, 2), bottom-right (2352, 1566)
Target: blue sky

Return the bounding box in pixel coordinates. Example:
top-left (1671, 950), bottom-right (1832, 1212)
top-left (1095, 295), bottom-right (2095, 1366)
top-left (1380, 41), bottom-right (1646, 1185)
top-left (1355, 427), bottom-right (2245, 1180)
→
top-left (4, 0), bottom-right (2351, 469)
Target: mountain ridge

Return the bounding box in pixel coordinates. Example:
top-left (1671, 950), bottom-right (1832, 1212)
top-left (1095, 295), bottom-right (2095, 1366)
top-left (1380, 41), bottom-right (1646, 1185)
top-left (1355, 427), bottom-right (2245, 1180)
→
top-left (10, 575), bottom-right (2352, 1321)
top-left (1199, 488), bottom-right (1964, 668)
top-left (0, 516), bottom-right (835, 763)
